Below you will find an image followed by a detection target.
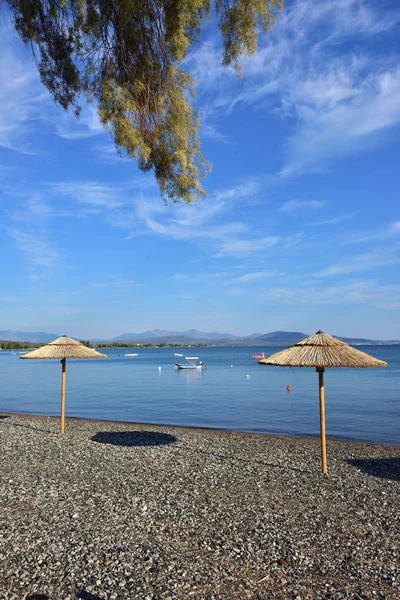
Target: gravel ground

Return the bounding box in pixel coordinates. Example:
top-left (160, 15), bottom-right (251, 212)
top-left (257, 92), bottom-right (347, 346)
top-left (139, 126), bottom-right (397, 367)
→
top-left (0, 413), bottom-right (398, 600)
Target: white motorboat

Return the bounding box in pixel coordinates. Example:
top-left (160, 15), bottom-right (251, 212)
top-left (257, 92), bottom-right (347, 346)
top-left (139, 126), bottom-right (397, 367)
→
top-left (175, 356), bottom-right (204, 370)
top-left (125, 353), bottom-right (138, 357)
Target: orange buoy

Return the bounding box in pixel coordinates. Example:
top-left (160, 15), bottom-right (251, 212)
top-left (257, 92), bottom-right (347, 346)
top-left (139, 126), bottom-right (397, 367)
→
top-left (287, 384), bottom-right (291, 393)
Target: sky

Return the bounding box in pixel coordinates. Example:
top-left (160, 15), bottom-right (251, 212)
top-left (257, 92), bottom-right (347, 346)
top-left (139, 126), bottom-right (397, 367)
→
top-left (0, 0), bottom-right (400, 340)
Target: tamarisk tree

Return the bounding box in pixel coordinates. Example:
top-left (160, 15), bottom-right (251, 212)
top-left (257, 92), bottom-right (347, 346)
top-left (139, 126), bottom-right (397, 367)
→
top-left (3, 0), bottom-right (283, 201)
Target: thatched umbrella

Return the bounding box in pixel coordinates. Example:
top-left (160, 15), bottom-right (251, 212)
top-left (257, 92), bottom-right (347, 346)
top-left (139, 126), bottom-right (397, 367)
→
top-left (21, 336), bottom-right (106, 434)
top-left (258, 331), bottom-right (387, 474)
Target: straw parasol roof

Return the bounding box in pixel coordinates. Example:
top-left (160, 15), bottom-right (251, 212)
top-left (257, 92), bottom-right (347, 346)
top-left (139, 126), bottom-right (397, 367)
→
top-left (258, 331), bottom-right (387, 369)
top-left (20, 336), bottom-right (107, 360)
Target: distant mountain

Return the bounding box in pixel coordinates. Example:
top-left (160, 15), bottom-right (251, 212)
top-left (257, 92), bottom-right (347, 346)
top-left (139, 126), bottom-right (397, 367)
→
top-left (0, 330), bottom-right (58, 343)
top-left (104, 329), bottom-right (399, 345)
top-left (111, 329), bottom-right (235, 342)
top-left (1, 329), bottom-right (399, 346)
top-left (245, 331), bottom-right (307, 344)
top-left (338, 336), bottom-right (381, 344)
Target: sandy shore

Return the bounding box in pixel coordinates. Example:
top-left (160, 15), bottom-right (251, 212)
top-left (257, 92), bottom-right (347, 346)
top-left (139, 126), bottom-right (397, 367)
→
top-left (0, 412), bottom-right (399, 600)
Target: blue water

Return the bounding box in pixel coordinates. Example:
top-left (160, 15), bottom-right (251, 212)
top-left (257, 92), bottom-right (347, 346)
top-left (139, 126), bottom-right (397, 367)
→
top-left (0, 346), bottom-right (399, 444)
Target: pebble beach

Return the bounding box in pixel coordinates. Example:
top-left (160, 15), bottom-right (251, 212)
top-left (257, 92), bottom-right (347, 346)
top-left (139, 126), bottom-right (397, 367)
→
top-left (0, 413), bottom-right (399, 600)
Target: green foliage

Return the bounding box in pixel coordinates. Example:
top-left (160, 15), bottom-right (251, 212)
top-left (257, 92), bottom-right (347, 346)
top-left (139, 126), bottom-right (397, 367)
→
top-left (0, 341), bottom-right (37, 349)
top-left (4, 0), bottom-right (282, 202)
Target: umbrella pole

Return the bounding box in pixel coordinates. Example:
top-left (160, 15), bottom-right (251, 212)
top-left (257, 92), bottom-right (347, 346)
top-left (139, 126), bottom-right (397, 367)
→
top-left (60, 358), bottom-right (66, 435)
top-left (317, 367), bottom-right (327, 474)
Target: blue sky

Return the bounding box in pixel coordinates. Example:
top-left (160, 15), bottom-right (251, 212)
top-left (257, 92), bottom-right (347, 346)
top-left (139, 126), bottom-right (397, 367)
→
top-left (0, 0), bottom-right (400, 339)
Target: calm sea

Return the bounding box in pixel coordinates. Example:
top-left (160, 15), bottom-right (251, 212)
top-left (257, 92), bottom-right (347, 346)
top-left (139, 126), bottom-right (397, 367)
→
top-left (0, 346), bottom-right (399, 444)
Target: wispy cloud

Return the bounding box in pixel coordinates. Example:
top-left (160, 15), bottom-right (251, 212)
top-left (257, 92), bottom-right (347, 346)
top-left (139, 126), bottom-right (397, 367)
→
top-left (46, 175), bottom-right (282, 258)
top-left (188, 0), bottom-right (400, 176)
top-left (317, 246), bottom-right (400, 277)
top-left (229, 270), bottom-right (275, 284)
top-left (280, 66), bottom-right (400, 177)
top-left (172, 272), bottom-right (230, 282)
top-left (347, 221), bottom-right (400, 243)
top-left (310, 212), bottom-right (358, 227)
top-left (50, 181), bottom-right (128, 210)
top-left (5, 192), bottom-right (61, 278)
top-left (216, 236), bottom-right (279, 257)
top-left (123, 178), bottom-right (282, 258)
top-left (55, 105), bottom-right (103, 140)
top-left (91, 279), bottom-right (144, 289)
top-left (8, 229), bottom-right (60, 275)
top-left (0, 32), bottom-right (45, 153)
top-left (264, 280), bottom-right (400, 310)
top-left (0, 26), bottom-right (106, 154)
top-left (93, 143), bottom-right (131, 164)
top-left (9, 195), bottom-right (52, 224)
top-left (280, 200), bottom-right (328, 213)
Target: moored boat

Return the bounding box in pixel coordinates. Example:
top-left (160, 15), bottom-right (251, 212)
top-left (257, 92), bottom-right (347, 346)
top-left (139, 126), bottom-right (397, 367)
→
top-left (175, 356), bottom-right (203, 370)
top-left (252, 352), bottom-right (265, 359)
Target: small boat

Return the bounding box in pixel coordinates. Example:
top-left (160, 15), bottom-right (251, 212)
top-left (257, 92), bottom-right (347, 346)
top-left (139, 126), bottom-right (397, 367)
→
top-left (252, 352), bottom-right (265, 359)
top-left (125, 353), bottom-right (138, 357)
top-left (174, 353), bottom-right (183, 357)
top-left (175, 356), bottom-right (203, 370)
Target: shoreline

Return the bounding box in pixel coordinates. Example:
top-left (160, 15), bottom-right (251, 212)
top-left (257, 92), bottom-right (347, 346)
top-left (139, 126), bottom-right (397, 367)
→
top-left (2, 409), bottom-right (399, 448)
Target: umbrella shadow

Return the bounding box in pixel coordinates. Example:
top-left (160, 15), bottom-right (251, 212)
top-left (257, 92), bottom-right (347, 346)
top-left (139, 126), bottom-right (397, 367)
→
top-left (0, 415), bottom-right (9, 419)
top-left (26, 595), bottom-right (50, 600)
top-left (91, 430), bottom-right (177, 447)
top-left (347, 458), bottom-right (400, 481)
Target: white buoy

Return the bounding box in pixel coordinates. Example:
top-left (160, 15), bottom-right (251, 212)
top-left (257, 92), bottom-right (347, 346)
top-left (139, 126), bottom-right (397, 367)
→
top-left (158, 366), bottom-right (162, 371)
top-left (231, 365), bottom-right (233, 368)
top-left (246, 374), bottom-right (250, 379)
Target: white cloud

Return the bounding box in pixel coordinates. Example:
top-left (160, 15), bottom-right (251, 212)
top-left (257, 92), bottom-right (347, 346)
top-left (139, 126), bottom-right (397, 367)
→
top-left (347, 221), bottom-right (400, 243)
top-left (310, 212), bottom-right (358, 227)
top-left (229, 270), bottom-right (275, 284)
top-left (93, 144), bottom-right (131, 164)
top-left (55, 104), bottom-right (103, 140)
top-left (8, 229), bottom-right (60, 272)
top-left (280, 67), bottom-right (400, 177)
top-left (283, 232), bottom-right (305, 248)
top-left (216, 236), bottom-right (279, 257)
top-left (188, 0), bottom-right (400, 176)
top-left (91, 279), bottom-right (144, 289)
top-left (317, 246), bottom-right (400, 277)
top-left (9, 195), bottom-right (53, 225)
top-left (50, 181), bottom-right (127, 210)
top-left (122, 178), bottom-right (281, 258)
top-left (0, 26), bottom-right (106, 154)
top-left (264, 280), bottom-right (400, 310)
top-left (45, 175), bottom-right (281, 258)
top-left (214, 178), bottom-right (265, 202)
top-left (5, 192), bottom-right (60, 277)
top-left (280, 200), bottom-right (328, 213)
top-left (172, 272), bottom-right (230, 282)
top-left (0, 34), bottom-right (46, 153)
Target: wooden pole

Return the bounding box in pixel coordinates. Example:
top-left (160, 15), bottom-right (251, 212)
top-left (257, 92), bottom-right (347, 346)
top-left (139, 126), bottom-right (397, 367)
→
top-left (60, 358), bottom-right (66, 435)
top-left (317, 367), bottom-right (327, 474)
